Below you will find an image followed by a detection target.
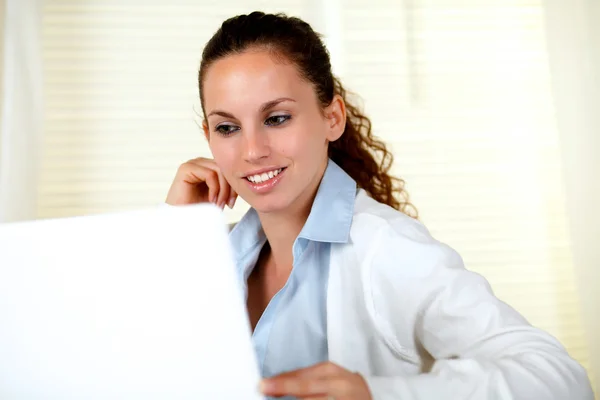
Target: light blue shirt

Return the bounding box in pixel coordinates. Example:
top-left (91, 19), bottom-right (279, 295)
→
top-left (229, 159), bottom-right (357, 384)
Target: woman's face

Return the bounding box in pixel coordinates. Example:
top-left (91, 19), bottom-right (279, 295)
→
top-left (202, 50), bottom-right (345, 214)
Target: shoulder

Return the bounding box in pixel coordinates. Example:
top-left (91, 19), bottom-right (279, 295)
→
top-left (349, 190), bottom-right (464, 277)
top-left (344, 191), bottom-right (477, 356)
top-left (352, 190), bottom-right (431, 242)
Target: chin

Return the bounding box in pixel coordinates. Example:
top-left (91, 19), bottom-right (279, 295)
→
top-left (246, 194), bottom-right (295, 215)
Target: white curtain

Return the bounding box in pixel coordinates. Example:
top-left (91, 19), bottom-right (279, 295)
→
top-left (543, 0), bottom-right (600, 391)
top-left (0, 0), bottom-right (43, 223)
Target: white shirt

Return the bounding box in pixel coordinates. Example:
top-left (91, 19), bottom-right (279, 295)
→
top-left (326, 189), bottom-right (594, 399)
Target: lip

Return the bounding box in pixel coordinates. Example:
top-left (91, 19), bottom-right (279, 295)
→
top-left (244, 167), bottom-right (287, 194)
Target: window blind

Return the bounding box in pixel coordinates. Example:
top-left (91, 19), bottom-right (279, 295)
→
top-left (37, 0), bottom-right (593, 384)
top-left (39, 0), bottom-right (308, 222)
top-left (337, 0), bottom-right (591, 377)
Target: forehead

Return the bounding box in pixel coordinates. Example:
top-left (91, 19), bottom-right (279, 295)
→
top-left (202, 50), bottom-right (315, 111)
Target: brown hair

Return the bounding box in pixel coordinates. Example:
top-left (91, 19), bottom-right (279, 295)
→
top-left (198, 11), bottom-right (417, 218)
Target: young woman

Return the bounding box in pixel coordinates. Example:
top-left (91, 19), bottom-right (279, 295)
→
top-left (166, 11), bottom-right (593, 400)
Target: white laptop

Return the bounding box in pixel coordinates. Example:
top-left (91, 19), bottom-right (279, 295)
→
top-left (0, 204), bottom-right (263, 400)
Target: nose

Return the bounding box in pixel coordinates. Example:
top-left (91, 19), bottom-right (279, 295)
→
top-left (242, 127), bottom-right (270, 163)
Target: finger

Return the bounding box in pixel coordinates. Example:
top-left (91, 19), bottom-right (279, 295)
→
top-left (262, 377), bottom-right (354, 398)
top-left (179, 158), bottom-right (216, 185)
top-left (261, 377), bottom-right (329, 398)
top-left (227, 189), bottom-right (238, 209)
top-left (215, 170), bottom-right (230, 208)
top-left (267, 362), bottom-right (341, 381)
top-left (186, 159), bottom-right (231, 206)
top-left (174, 164), bottom-right (218, 204)
top-left (185, 159), bottom-right (221, 203)
top-left (185, 167), bottom-right (219, 203)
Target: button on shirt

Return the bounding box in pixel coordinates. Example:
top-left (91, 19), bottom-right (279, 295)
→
top-left (228, 160), bottom-right (357, 385)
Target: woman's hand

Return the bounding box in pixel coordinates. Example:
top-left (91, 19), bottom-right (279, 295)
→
top-left (165, 157), bottom-right (237, 208)
top-left (260, 362), bottom-right (373, 400)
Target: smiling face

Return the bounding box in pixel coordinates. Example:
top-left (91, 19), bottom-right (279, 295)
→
top-left (201, 49), bottom-right (346, 215)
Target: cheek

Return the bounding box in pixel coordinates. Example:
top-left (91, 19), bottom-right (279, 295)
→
top-left (209, 139), bottom-right (238, 172)
top-left (277, 123), bottom-right (327, 157)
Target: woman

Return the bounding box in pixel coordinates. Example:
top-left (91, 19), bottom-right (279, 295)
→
top-left (166, 11), bottom-right (593, 400)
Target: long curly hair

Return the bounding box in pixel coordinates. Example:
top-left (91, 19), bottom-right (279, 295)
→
top-left (198, 11), bottom-right (417, 218)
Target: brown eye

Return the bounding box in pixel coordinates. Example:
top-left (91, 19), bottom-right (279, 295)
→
top-left (215, 124), bottom-right (240, 136)
top-left (265, 115), bottom-right (291, 126)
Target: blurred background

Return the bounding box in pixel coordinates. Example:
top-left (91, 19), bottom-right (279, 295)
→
top-left (0, 0), bottom-right (598, 395)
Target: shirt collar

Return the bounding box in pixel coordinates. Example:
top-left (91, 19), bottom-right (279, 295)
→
top-left (229, 158), bottom-right (356, 260)
top-left (297, 159), bottom-right (356, 243)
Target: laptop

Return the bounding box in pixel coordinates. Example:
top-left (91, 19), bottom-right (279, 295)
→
top-left (0, 204), bottom-right (263, 400)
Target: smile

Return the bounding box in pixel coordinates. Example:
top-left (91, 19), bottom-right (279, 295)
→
top-left (244, 167), bottom-right (287, 194)
top-left (246, 168), bottom-right (285, 184)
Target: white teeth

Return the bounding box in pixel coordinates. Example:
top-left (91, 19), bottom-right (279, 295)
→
top-left (246, 168), bottom-right (283, 184)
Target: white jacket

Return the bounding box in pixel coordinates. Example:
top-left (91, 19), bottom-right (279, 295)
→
top-left (326, 189), bottom-right (594, 399)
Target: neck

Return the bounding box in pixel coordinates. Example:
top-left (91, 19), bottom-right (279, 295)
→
top-left (257, 159), bottom-right (328, 269)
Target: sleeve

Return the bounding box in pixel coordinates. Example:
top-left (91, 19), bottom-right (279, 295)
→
top-left (362, 223), bottom-right (594, 400)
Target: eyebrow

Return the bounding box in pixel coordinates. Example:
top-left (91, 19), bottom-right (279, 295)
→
top-left (206, 97), bottom-right (296, 119)
top-left (206, 110), bottom-right (235, 119)
top-left (260, 97), bottom-right (296, 112)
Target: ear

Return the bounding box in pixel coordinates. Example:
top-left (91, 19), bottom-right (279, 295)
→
top-left (202, 120), bottom-right (210, 141)
top-left (323, 94), bottom-right (346, 142)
